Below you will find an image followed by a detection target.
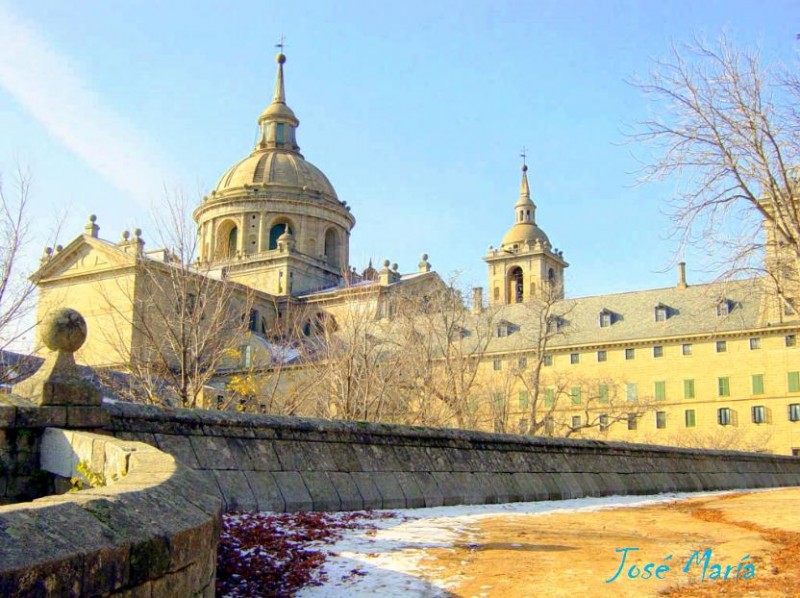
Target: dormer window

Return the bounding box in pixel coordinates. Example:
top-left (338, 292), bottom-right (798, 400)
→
top-left (717, 299), bottom-right (732, 317)
top-left (654, 303), bottom-right (671, 322)
top-left (496, 320), bottom-right (515, 337)
top-left (599, 309), bottom-right (615, 328)
top-left (547, 316), bottom-right (564, 334)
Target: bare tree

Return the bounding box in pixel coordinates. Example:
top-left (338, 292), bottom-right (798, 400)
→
top-left (632, 34), bottom-right (800, 303)
top-left (99, 193), bottom-right (253, 408)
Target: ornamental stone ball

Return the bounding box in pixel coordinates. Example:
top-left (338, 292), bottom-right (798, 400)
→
top-left (41, 308), bottom-right (87, 353)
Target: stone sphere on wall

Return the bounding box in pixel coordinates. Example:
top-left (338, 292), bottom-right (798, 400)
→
top-left (41, 308), bottom-right (87, 353)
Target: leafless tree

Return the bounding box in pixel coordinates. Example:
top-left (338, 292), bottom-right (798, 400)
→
top-left (632, 34), bottom-right (800, 304)
top-left (99, 193), bottom-right (253, 408)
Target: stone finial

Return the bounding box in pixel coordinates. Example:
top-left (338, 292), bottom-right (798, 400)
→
top-left (13, 308), bottom-right (104, 425)
top-left (84, 214), bottom-right (99, 238)
top-left (418, 253), bottom-right (431, 273)
top-left (40, 246), bottom-right (54, 265)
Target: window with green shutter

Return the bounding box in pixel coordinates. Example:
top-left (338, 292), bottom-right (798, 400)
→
top-left (518, 390), bottom-right (529, 409)
top-left (544, 388), bottom-right (555, 407)
top-left (685, 409), bottom-right (696, 427)
top-left (654, 381), bottom-right (666, 401)
top-left (789, 371), bottom-right (800, 393)
top-left (752, 374), bottom-right (764, 395)
top-left (598, 384), bottom-right (609, 404)
top-left (684, 379), bottom-right (695, 399)
top-left (718, 377), bottom-right (730, 397)
top-left (570, 387), bottom-right (581, 405)
top-left (626, 383), bottom-right (638, 402)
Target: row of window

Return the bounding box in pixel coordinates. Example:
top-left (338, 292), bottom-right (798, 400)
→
top-left (538, 334), bottom-right (797, 366)
top-left (514, 373), bottom-right (800, 408)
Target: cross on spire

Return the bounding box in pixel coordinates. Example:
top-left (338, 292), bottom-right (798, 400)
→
top-left (276, 34), bottom-right (286, 53)
top-left (520, 146), bottom-right (528, 168)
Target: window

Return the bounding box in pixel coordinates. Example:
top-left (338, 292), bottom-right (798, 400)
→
top-left (544, 388), bottom-right (555, 407)
top-left (716, 340), bottom-right (727, 353)
top-left (598, 384), bottom-right (609, 404)
top-left (752, 374), bottom-right (764, 395)
top-left (789, 371), bottom-right (800, 393)
top-left (751, 406), bottom-right (767, 424)
top-left (599, 311), bottom-right (612, 328)
top-left (717, 407), bottom-right (732, 426)
top-left (749, 337), bottom-right (761, 350)
top-left (493, 358), bottom-right (502, 371)
top-left (216, 395), bottom-right (225, 410)
top-left (684, 379), bottom-right (695, 399)
top-left (570, 387), bottom-right (581, 405)
top-left (496, 325), bottom-right (508, 338)
top-left (597, 350), bottom-right (607, 362)
top-left (543, 354), bottom-right (553, 367)
top-left (717, 300), bottom-right (731, 316)
top-left (685, 409), bottom-right (696, 428)
top-left (787, 334), bottom-right (797, 348)
top-left (571, 415), bottom-right (581, 430)
top-left (259, 404), bottom-right (267, 414)
top-left (790, 404), bottom-right (800, 422)
top-left (653, 345), bottom-right (664, 358)
top-left (518, 390), bottom-right (529, 409)
top-left (654, 381), bottom-right (666, 401)
top-left (718, 377), bottom-right (730, 397)
top-left (625, 348), bottom-right (635, 360)
top-left (518, 418), bottom-right (529, 434)
top-left (599, 414), bottom-right (609, 431)
top-left (682, 343), bottom-right (692, 356)
top-left (656, 411), bottom-right (667, 429)
top-left (570, 352), bottom-right (580, 364)
top-left (626, 383), bottom-right (638, 402)
top-left (793, 449), bottom-right (800, 457)
top-left (248, 309), bottom-right (260, 332)
top-left (544, 415), bottom-right (555, 435)
top-left (654, 305), bottom-right (668, 322)
top-left (275, 122), bottom-right (285, 143)
top-left (240, 345), bottom-right (252, 368)
top-left (518, 356), bottom-right (527, 369)
top-left (627, 413), bottom-right (638, 430)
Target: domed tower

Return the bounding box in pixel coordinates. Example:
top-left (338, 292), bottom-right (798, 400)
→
top-left (484, 159), bottom-right (567, 305)
top-left (194, 52), bottom-right (355, 297)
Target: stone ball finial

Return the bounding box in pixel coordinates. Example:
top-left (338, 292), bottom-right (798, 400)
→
top-left (392, 263), bottom-right (399, 272)
top-left (383, 259), bottom-right (391, 268)
top-left (421, 253), bottom-right (428, 261)
top-left (41, 308), bottom-right (87, 353)
top-left (89, 214), bottom-right (97, 223)
top-left (122, 230), bottom-right (130, 241)
top-left (134, 228), bottom-right (142, 238)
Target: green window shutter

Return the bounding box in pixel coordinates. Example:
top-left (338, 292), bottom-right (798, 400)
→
top-left (654, 381), bottom-right (666, 401)
top-left (684, 379), bottom-right (695, 399)
top-left (718, 377), bottom-right (730, 397)
top-left (544, 388), bottom-right (555, 407)
top-left (518, 390), bottom-right (529, 409)
top-left (685, 409), bottom-right (696, 427)
top-left (751, 374), bottom-right (764, 395)
top-left (626, 383), bottom-right (638, 402)
top-left (789, 371), bottom-right (800, 393)
top-left (598, 384), bottom-right (609, 404)
top-left (570, 387), bottom-right (581, 405)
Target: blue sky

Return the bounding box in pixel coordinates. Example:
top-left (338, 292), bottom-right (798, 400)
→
top-left (0, 0), bottom-right (797, 302)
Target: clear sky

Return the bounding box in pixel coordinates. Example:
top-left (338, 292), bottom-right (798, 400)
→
top-left (0, 0), bottom-right (797, 306)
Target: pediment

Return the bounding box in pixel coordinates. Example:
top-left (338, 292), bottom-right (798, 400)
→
top-left (35, 237), bottom-right (134, 282)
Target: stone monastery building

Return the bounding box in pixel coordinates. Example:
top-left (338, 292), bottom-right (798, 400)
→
top-left (33, 53), bottom-right (800, 455)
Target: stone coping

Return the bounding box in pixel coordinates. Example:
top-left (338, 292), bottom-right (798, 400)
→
top-left (105, 400), bottom-right (800, 462)
top-left (0, 428), bottom-right (222, 597)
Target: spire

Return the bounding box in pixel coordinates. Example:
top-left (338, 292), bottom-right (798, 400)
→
top-left (514, 149), bottom-right (536, 222)
top-left (256, 40), bottom-right (300, 152)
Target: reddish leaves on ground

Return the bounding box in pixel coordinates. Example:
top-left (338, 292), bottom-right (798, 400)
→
top-left (216, 511), bottom-right (395, 597)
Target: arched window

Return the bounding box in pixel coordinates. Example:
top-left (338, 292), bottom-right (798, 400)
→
top-left (548, 268), bottom-right (555, 283)
top-left (269, 222), bottom-right (292, 250)
top-left (324, 228), bottom-right (339, 269)
top-left (509, 267), bottom-right (524, 303)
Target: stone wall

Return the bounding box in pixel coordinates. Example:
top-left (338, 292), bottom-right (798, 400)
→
top-left (0, 428), bottom-right (221, 597)
top-left (106, 402), bottom-right (800, 513)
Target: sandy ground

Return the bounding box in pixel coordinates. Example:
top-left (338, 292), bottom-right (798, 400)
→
top-left (419, 488), bottom-right (800, 598)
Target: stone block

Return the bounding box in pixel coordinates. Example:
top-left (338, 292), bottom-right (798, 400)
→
top-left (0, 405), bottom-right (15, 427)
top-left (212, 470), bottom-right (257, 512)
top-left (392, 444), bottom-right (435, 472)
top-left (431, 472), bottom-right (464, 506)
top-left (422, 446), bottom-right (452, 471)
top-left (40, 428), bottom-right (78, 478)
top-left (129, 536), bottom-right (171, 586)
top-left (67, 406), bottom-right (110, 428)
top-left (349, 472), bottom-right (383, 510)
top-left (410, 471), bottom-right (444, 508)
top-left (394, 471), bottom-right (425, 508)
top-left (243, 471), bottom-right (285, 512)
top-left (327, 472), bottom-right (363, 511)
top-left (241, 439), bottom-right (281, 471)
top-left (190, 436), bottom-right (237, 470)
top-left (272, 471), bottom-right (313, 511)
top-left (301, 442), bottom-right (340, 471)
top-left (301, 471), bottom-right (341, 511)
top-left (272, 440), bottom-right (313, 471)
top-left (371, 472), bottom-right (406, 509)
top-left (15, 406), bottom-right (67, 428)
top-left (329, 443), bottom-right (361, 472)
top-left (153, 434), bottom-right (200, 469)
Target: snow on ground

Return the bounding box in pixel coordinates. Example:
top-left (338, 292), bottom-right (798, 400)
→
top-left (296, 490), bottom-right (750, 597)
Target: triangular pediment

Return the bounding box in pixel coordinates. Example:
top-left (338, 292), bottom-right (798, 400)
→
top-left (34, 236), bottom-right (136, 282)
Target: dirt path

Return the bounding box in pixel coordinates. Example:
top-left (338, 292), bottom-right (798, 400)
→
top-left (419, 488), bottom-right (800, 598)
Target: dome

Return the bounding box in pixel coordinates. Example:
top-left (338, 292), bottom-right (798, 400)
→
top-left (214, 150), bottom-right (339, 202)
top-left (501, 222), bottom-right (550, 248)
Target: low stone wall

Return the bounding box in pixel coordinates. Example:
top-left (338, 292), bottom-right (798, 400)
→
top-left (106, 402), bottom-right (800, 513)
top-left (0, 428), bottom-right (221, 597)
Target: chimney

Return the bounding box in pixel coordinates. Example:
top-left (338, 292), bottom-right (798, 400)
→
top-left (677, 262), bottom-right (688, 289)
top-left (472, 287), bottom-right (484, 314)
